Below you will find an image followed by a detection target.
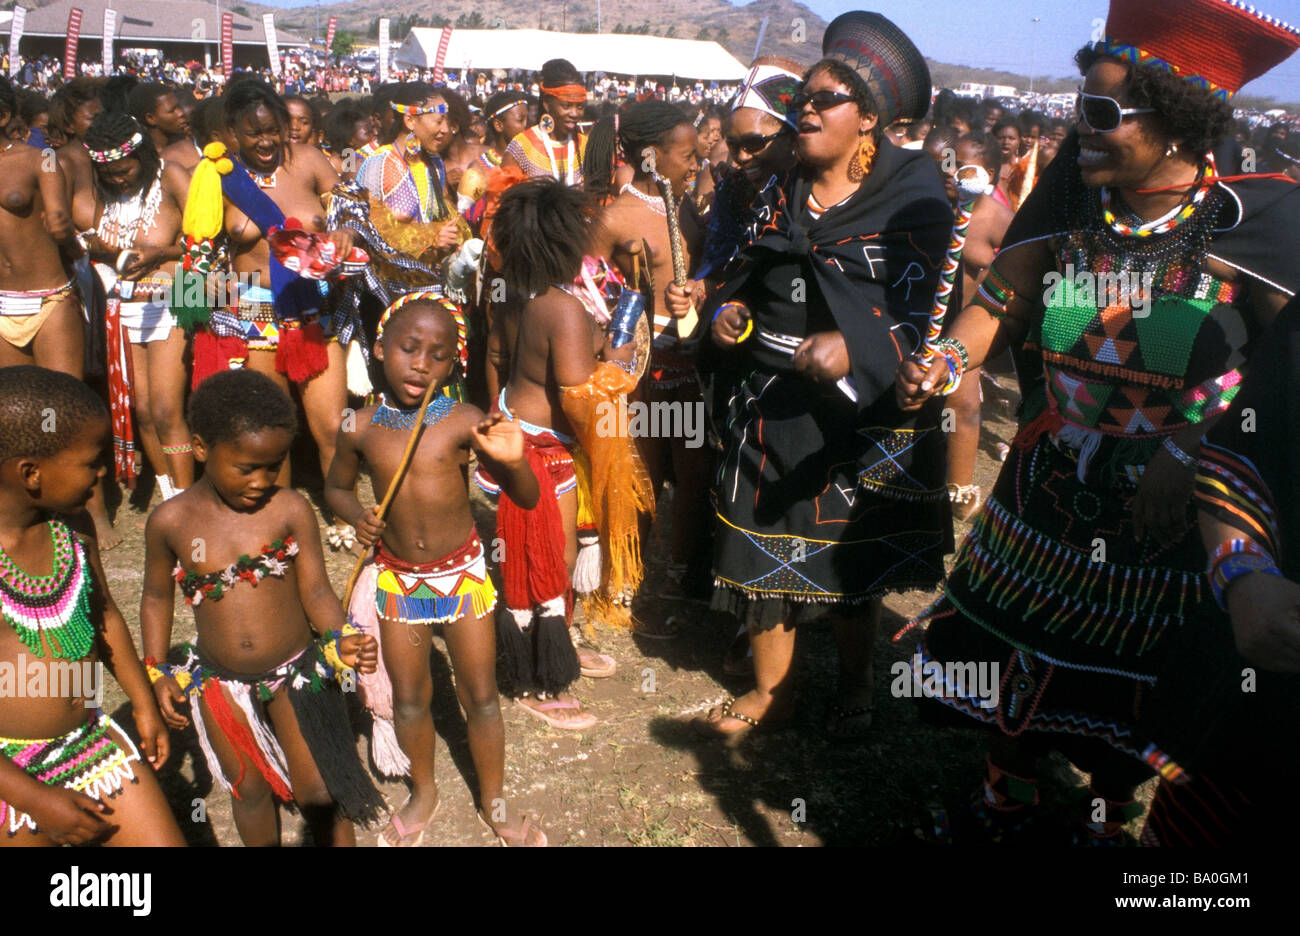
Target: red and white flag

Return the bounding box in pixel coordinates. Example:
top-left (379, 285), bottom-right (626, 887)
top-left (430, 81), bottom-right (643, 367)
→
top-left (102, 8), bottom-right (117, 74)
top-left (63, 7), bottom-right (82, 80)
top-left (8, 7), bottom-right (26, 80)
top-left (325, 17), bottom-right (337, 55)
top-left (432, 26), bottom-right (453, 84)
top-left (263, 13), bottom-right (281, 76)
top-left (221, 13), bottom-right (233, 76)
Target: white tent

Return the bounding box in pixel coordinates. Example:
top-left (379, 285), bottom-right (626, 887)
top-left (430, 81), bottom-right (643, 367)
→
top-left (394, 28), bottom-right (747, 80)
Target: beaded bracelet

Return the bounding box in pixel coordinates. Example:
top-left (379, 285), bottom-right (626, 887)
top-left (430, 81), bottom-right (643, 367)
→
top-left (935, 337), bottom-right (970, 372)
top-left (713, 302), bottom-right (753, 343)
top-left (974, 267), bottom-right (1017, 320)
top-left (1208, 539), bottom-right (1281, 609)
top-left (1161, 435), bottom-right (1198, 469)
top-left (318, 623), bottom-right (360, 675)
top-left (934, 338), bottom-right (968, 396)
top-left (161, 443), bottom-right (193, 455)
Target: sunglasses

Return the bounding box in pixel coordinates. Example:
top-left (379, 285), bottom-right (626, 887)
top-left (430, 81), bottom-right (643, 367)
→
top-left (791, 90), bottom-right (855, 112)
top-left (725, 130), bottom-right (784, 155)
top-left (1075, 87), bottom-right (1154, 133)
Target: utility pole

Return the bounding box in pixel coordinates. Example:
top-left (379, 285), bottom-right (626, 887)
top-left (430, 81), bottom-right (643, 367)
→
top-left (1028, 16), bottom-right (1041, 95)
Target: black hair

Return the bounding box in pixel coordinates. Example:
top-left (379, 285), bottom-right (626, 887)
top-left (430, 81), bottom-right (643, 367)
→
top-left (992, 120), bottom-right (1020, 139)
top-left (323, 101), bottom-right (370, 154)
top-left (188, 370), bottom-right (298, 446)
top-left (540, 59), bottom-right (583, 90)
top-left (494, 177), bottom-right (592, 298)
top-left (582, 112), bottom-right (620, 202)
top-left (223, 80), bottom-right (289, 134)
top-left (284, 94), bottom-right (320, 138)
top-left (383, 82), bottom-right (443, 144)
top-left (923, 124), bottom-right (960, 155)
top-left (49, 78), bottom-right (104, 138)
top-left (188, 97), bottom-right (223, 146)
top-left (17, 89), bottom-right (48, 125)
top-left (439, 87), bottom-right (474, 140)
top-left (963, 132), bottom-right (1002, 184)
top-left (1017, 110), bottom-right (1044, 135)
top-left (84, 111), bottom-right (161, 196)
top-left (803, 58), bottom-right (883, 144)
top-left (100, 75), bottom-right (139, 116)
top-left (1075, 44), bottom-right (1233, 153)
top-left (381, 298), bottom-right (456, 346)
top-left (0, 76), bottom-right (14, 124)
top-left (619, 100), bottom-right (693, 177)
top-left (0, 365), bottom-right (107, 463)
top-left (485, 89), bottom-right (528, 122)
top-left (128, 83), bottom-right (175, 126)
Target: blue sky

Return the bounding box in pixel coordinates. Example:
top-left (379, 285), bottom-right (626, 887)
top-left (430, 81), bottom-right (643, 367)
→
top-left (253, 0), bottom-right (1300, 102)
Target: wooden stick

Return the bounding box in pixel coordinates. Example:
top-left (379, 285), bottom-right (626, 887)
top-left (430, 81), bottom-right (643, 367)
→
top-left (655, 172), bottom-right (699, 338)
top-left (340, 378), bottom-right (441, 610)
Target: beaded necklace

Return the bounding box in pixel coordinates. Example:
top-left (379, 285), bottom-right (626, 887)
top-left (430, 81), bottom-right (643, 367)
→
top-left (0, 520), bottom-right (95, 660)
top-left (174, 537), bottom-right (298, 606)
top-left (97, 163), bottom-right (165, 250)
top-left (621, 182), bottom-right (666, 216)
top-left (1099, 161), bottom-right (1213, 238)
top-left (371, 393), bottom-right (456, 431)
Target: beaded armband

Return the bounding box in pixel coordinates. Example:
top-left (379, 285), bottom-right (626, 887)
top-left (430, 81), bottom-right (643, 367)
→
top-left (1161, 436), bottom-right (1197, 469)
top-left (974, 267), bottom-right (1018, 321)
top-left (1207, 539), bottom-right (1282, 610)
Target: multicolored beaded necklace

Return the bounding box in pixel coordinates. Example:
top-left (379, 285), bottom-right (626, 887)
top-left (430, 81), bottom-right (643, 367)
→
top-left (174, 537), bottom-right (298, 606)
top-left (1099, 160), bottom-right (1214, 238)
top-left (0, 520), bottom-right (95, 660)
top-left (371, 393), bottom-right (456, 431)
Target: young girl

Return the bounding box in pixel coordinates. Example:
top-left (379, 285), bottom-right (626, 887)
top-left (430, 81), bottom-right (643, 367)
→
top-left (142, 369), bottom-right (384, 846)
top-left (325, 295), bottom-right (546, 847)
top-left (0, 365), bottom-right (184, 846)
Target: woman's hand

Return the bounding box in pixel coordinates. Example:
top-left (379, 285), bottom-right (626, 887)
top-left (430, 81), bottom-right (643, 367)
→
top-left (895, 356), bottom-right (949, 411)
top-left (132, 706), bottom-right (170, 770)
top-left (436, 220), bottom-right (460, 250)
top-left (119, 245), bottom-right (170, 281)
top-left (1226, 572), bottom-right (1300, 672)
top-left (1131, 447), bottom-right (1195, 546)
top-left (793, 331), bottom-right (850, 382)
top-left (665, 280), bottom-right (702, 319)
top-left (711, 301), bottom-right (750, 347)
top-left (28, 787), bottom-right (111, 845)
top-left (324, 227), bottom-right (356, 259)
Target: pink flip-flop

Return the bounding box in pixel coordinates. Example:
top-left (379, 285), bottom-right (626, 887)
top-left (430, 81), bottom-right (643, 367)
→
top-left (516, 697), bottom-right (597, 731)
top-left (578, 649), bottom-right (617, 679)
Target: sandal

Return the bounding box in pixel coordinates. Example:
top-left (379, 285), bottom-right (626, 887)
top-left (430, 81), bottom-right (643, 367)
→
top-left (578, 648), bottom-right (617, 679)
top-left (516, 696), bottom-right (598, 731)
top-left (478, 808), bottom-right (549, 847)
top-left (377, 798), bottom-right (440, 847)
top-left (692, 697), bottom-right (788, 742)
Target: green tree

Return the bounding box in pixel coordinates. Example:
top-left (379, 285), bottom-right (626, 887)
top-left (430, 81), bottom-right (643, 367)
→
top-left (695, 27), bottom-right (710, 40)
top-left (231, 4), bottom-right (250, 17)
top-left (429, 14), bottom-right (451, 28)
top-left (367, 17), bottom-right (380, 39)
top-left (456, 12), bottom-right (485, 28)
top-left (332, 30), bottom-right (356, 58)
top-left (665, 25), bottom-right (677, 37)
top-left (715, 25), bottom-right (729, 42)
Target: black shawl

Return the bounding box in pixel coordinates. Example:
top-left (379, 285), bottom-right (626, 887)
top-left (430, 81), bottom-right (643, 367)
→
top-left (705, 138), bottom-right (953, 412)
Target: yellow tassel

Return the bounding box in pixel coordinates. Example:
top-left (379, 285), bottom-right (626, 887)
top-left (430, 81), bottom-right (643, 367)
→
top-left (182, 142), bottom-right (234, 239)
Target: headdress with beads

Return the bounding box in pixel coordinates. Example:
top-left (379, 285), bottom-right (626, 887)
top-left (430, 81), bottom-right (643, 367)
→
top-left (1094, 0), bottom-right (1300, 100)
top-left (87, 131), bottom-right (144, 163)
top-left (377, 290), bottom-right (469, 372)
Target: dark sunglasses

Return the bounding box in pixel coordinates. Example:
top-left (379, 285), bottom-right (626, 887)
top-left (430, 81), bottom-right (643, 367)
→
top-left (725, 130), bottom-right (784, 155)
top-left (1075, 87), bottom-right (1154, 133)
top-left (791, 90), bottom-right (855, 112)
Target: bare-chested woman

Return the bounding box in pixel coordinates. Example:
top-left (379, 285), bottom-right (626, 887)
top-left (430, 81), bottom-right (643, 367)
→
top-left (204, 81), bottom-right (355, 487)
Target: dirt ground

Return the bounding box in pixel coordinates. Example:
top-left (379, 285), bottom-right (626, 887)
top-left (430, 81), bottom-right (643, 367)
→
top-left (99, 369), bottom-right (1155, 846)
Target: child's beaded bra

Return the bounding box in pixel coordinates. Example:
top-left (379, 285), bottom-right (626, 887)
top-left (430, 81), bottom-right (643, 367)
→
top-left (0, 519), bottom-right (95, 660)
top-left (174, 537), bottom-right (299, 606)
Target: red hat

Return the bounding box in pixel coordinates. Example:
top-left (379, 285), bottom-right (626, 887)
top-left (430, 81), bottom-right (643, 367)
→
top-left (1096, 0), bottom-right (1300, 100)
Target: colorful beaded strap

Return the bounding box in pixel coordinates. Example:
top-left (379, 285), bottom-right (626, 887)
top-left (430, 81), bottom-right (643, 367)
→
top-left (0, 520), bottom-right (95, 660)
top-left (1099, 159), bottom-right (1213, 238)
top-left (371, 393), bottom-right (456, 431)
top-left (174, 537), bottom-right (299, 606)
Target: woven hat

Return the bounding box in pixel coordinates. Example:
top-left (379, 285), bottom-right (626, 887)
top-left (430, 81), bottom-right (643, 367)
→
top-left (821, 11), bottom-right (931, 126)
top-left (1095, 0), bottom-right (1300, 100)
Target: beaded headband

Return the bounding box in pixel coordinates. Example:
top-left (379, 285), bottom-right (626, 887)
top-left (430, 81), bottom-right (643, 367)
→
top-left (377, 290), bottom-right (469, 370)
top-left (391, 101), bottom-right (449, 116)
top-left (489, 98), bottom-right (527, 119)
top-left (88, 131), bottom-right (144, 164)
